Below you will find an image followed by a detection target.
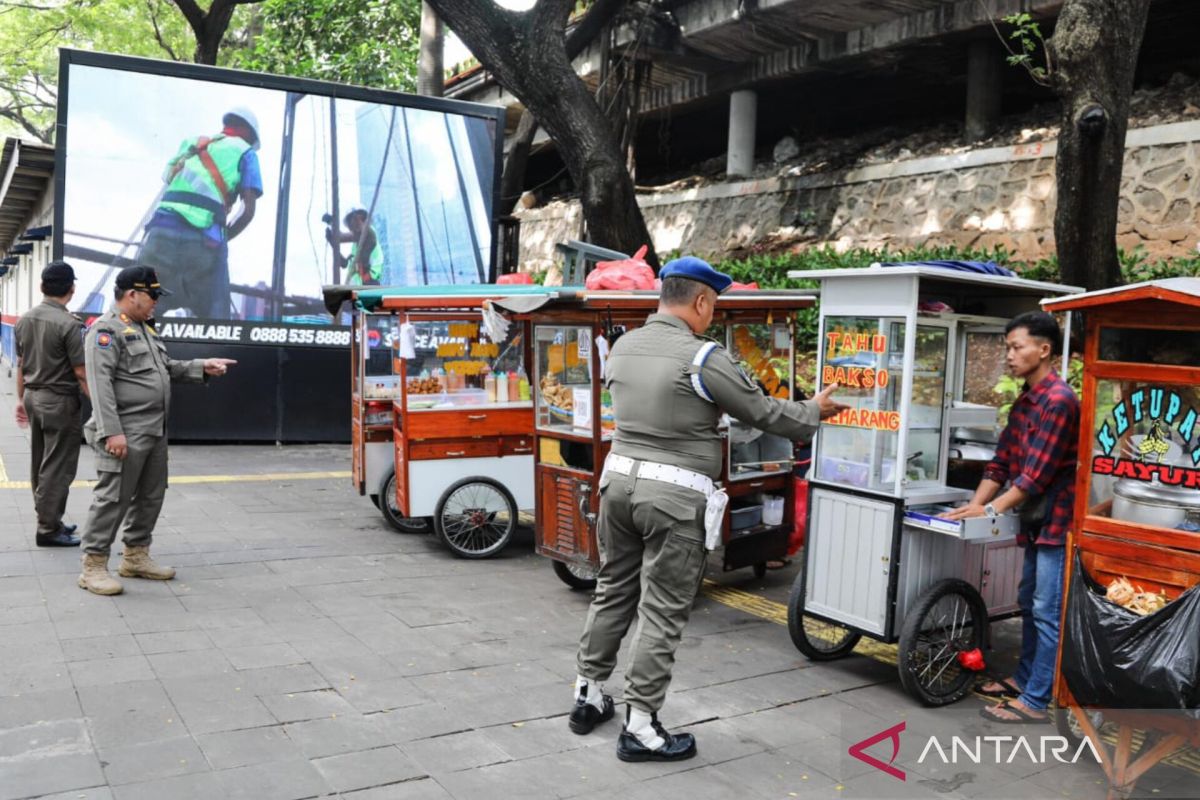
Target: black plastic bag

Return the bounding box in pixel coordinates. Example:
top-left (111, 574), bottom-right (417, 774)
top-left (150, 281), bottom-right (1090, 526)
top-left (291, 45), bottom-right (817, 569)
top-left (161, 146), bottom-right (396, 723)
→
top-left (1061, 552), bottom-right (1200, 717)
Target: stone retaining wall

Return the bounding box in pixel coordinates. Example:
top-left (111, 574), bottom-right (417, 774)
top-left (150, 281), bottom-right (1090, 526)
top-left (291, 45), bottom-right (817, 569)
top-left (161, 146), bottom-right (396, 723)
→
top-left (514, 121), bottom-right (1200, 274)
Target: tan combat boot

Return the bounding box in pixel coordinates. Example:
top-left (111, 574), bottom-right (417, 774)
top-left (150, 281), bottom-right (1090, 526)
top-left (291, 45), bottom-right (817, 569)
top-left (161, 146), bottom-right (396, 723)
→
top-left (118, 545), bottom-right (176, 580)
top-left (78, 553), bottom-right (123, 595)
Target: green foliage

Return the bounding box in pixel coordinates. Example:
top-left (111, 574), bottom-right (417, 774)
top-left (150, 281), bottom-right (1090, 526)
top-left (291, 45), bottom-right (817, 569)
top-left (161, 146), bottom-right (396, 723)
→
top-left (235, 0), bottom-right (421, 92)
top-left (1002, 12), bottom-right (1051, 86)
top-left (0, 0), bottom-right (195, 141)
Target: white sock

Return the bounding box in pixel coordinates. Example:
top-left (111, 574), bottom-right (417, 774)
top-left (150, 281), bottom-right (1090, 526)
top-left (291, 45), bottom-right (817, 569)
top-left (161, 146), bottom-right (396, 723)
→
top-left (575, 675), bottom-right (605, 711)
top-left (626, 707), bottom-right (665, 750)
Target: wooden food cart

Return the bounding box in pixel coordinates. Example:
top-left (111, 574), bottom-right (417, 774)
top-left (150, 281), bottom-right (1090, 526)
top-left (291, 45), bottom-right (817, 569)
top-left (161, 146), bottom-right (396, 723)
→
top-left (335, 285), bottom-right (564, 558)
top-left (784, 264), bottom-right (1081, 705)
top-left (517, 290), bottom-right (818, 589)
top-left (1043, 279), bottom-right (1200, 800)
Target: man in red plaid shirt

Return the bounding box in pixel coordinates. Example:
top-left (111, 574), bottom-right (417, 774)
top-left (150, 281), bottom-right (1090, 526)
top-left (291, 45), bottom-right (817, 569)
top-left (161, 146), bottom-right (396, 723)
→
top-left (947, 310), bottom-right (1079, 723)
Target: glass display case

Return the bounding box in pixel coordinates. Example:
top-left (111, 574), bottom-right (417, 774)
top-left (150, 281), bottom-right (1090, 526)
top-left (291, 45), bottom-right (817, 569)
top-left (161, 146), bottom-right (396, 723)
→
top-left (726, 319), bottom-right (796, 480)
top-left (400, 317), bottom-right (529, 411)
top-left (533, 323), bottom-right (612, 436)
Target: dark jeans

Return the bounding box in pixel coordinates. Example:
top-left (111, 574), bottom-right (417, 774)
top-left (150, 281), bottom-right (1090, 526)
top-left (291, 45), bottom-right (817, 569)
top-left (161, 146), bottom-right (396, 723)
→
top-left (1014, 542), bottom-right (1066, 711)
top-left (138, 225), bottom-right (230, 318)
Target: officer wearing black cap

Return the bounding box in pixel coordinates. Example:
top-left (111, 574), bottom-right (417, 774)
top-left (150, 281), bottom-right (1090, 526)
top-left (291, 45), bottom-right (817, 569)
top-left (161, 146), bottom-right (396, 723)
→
top-left (77, 265), bottom-right (236, 596)
top-left (570, 256), bottom-right (848, 762)
top-left (14, 261), bottom-right (89, 547)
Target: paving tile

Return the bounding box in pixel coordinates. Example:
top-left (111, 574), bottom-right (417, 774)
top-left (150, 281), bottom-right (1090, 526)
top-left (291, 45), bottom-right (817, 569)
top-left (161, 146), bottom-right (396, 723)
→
top-left (134, 630), bottom-right (213, 655)
top-left (335, 677), bottom-right (429, 714)
top-left (68, 654), bottom-right (157, 688)
top-left (311, 745), bottom-right (425, 793)
top-left (78, 680), bottom-right (186, 750)
top-left (402, 730), bottom-right (513, 775)
top-left (98, 735), bottom-right (208, 786)
top-left (195, 725), bottom-right (304, 770)
top-left (109, 770), bottom-right (223, 800)
top-left (223, 642), bottom-right (306, 670)
top-left (259, 688), bottom-right (358, 723)
top-left (147, 648), bottom-right (234, 680)
top-left (172, 693), bottom-right (276, 736)
top-left (213, 758), bottom-right (332, 800)
top-left (341, 778), bottom-right (453, 800)
top-left (0, 688), bottom-right (83, 729)
top-left (0, 752), bottom-right (105, 800)
top-left (62, 634), bottom-right (143, 662)
top-left (284, 714), bottom-right (391, 759)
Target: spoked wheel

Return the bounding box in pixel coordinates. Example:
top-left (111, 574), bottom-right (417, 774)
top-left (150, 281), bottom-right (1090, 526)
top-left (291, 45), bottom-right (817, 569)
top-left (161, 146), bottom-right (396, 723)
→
top-left (898, 579), bottom-right (988, 706)
top-left (553, 559), bottom-right (598, 590)
top-left (380, 470), bottom-right (430, 533)
top-left (787, 568), bottom-right (862, 660)
top-left (434, 477), bottom-right (517, 559)
top-left (1054, 706), bottom-right (1104, 750)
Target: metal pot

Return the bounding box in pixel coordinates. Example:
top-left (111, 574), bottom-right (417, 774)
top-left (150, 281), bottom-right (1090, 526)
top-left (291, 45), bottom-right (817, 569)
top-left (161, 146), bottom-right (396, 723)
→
top-left (1111, 478), bottom-right (1200, 528)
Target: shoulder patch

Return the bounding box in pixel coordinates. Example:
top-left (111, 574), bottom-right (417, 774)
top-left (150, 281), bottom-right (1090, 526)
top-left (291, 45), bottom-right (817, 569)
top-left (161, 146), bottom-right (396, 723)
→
top-left (735, 363), bottom-right (758, 390)
top-left (96, 332), bottom-right (113, 349)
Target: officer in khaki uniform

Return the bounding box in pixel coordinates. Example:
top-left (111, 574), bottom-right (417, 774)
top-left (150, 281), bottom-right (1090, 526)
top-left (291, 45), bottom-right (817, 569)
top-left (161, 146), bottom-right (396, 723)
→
top-left (78, 266), bottom-right (236, 596)
top-left (569, 257), bottom-right (848, 762)
top-left (14, 261), bottom-right (90, 547)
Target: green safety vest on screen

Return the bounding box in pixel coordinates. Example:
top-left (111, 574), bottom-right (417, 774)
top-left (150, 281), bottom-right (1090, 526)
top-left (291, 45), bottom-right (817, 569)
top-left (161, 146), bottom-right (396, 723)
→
top-left (159, 134), bottom-right (251, 232)
top-left (347, 237), bottom-right (384, 285)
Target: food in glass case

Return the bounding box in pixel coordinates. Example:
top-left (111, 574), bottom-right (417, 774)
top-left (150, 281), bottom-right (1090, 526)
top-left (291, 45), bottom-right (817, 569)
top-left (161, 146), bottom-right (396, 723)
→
top-left (541, 372), bottom-right (575, 422)
top-left (407, 376), bottom-right (443, 394)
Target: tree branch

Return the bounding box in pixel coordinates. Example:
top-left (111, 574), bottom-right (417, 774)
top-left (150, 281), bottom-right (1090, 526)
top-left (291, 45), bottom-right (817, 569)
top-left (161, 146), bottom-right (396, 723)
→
top-left (145, 0), bottom-right (180, 60)
top-left (565, 0), bottom-right (625, 59)
top-left (169, 0), bottom-right (205, 35)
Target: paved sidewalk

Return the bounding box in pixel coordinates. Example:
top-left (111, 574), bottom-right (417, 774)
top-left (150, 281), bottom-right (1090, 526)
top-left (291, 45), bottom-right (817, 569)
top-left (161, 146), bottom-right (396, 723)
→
top-left (0, 366), bottom-right (1195, 800)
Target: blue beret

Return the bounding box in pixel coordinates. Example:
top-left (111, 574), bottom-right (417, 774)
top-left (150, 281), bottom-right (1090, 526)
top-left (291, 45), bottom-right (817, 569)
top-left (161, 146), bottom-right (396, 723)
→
top-left (660, 256), bottom-right (733, 294)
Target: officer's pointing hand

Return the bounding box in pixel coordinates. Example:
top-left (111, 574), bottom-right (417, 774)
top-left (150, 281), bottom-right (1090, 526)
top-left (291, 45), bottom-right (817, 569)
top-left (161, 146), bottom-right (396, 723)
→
top-left (814, 382), bottom-right (851, 420)
top-left (203, 358), bottom-right (237, 376)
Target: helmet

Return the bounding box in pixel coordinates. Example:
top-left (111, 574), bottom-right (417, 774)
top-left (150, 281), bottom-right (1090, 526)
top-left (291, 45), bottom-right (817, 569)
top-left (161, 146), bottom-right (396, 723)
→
top-left (223, 106), bottom-right (261, 150)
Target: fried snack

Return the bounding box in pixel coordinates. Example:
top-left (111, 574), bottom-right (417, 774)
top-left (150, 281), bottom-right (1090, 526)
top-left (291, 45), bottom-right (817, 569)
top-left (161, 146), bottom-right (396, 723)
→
top-left (1106, 576), bottom-right (1169, 615)
top-left (540, 372), bottom-right (574, 409)
top-left (407, 377), bottom-right (443, 395)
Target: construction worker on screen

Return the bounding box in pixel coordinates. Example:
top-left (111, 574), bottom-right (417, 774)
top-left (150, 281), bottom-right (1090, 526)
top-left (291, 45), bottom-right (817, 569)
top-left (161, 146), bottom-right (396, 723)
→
top-left (137, 107), bottom-right (264, 319)
top-left (327, 208), bottom-right (384, 286)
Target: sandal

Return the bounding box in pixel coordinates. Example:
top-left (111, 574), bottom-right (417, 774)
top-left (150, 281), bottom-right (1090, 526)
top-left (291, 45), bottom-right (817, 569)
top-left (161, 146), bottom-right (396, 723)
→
top-left (979, 701), bottom-right (1047, 724)
top-left (976, 677), bottom-right (1022, 699)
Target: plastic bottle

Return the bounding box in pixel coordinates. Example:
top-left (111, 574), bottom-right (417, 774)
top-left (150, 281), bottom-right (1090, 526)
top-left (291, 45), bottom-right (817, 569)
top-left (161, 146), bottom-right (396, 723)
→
top-left (517, 367), bottom-right (531, 401)
top-left (496, 371), bottom-right (509, 402)
top-left (507, 371), bottom-right (521, 402)
top-left (484, 370), bottom-right (497, 403)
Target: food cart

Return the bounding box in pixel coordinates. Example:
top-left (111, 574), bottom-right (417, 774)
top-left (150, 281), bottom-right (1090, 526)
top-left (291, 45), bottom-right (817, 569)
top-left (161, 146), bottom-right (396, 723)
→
top-left (783, 263), bottom-right (1080, 705)
top-left (1042, 279), bottom-right (1200, 800)
top-left (329, 284), bottom-right (561, 558)
top-left (517, 290), bottom-right (818, 589)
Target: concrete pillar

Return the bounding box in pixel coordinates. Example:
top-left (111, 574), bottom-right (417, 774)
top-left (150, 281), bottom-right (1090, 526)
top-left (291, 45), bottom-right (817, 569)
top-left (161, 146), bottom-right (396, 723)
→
top-left (417, 1), bottom-right (444, 98)
top-left (726, 89), bottom-right (757, 178)
top-left (965, 39), bottom-right (1003, 141)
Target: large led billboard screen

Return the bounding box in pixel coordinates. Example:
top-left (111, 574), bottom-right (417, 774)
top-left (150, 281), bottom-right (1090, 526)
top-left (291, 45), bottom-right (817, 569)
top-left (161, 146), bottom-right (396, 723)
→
top-left (55, 50), bottom-right (503, 347)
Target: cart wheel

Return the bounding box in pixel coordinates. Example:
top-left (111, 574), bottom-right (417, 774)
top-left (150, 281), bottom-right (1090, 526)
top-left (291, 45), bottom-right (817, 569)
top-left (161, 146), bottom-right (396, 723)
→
top-left (553, 559), bottom-right (598, 590)
top-left (752, 562), bottom-right (767, 579)
top-left (787, 568), bottom-right (862, 660)
top-left (380, 470), bottom-right (430, 534)
top-left (898, 578), bottom-right (987, 706)
top-left (434, 477), bottom-right (517, 559)
top-left (1054, 706), bottom-right (1103, 750)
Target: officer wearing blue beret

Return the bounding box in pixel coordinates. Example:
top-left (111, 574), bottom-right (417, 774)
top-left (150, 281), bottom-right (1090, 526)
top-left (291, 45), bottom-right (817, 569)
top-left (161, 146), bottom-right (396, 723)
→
top-left (570, 255), bottom-right (848, 761)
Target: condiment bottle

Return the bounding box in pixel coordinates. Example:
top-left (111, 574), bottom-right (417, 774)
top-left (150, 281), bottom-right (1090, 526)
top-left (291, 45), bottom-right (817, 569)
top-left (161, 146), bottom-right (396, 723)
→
top-left (496, 371), bottom-right (509, 402)
top-left (517, 367), bottom-right (531, 401)
top-left (484, 370), bottom-right (497, 403)
top-left (507, 371), bottom-right (521, 401)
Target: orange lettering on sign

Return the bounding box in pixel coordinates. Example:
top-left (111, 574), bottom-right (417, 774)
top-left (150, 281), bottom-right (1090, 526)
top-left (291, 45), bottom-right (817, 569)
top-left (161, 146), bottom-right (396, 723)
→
top-left (824, 407), bottom-right (902, 432)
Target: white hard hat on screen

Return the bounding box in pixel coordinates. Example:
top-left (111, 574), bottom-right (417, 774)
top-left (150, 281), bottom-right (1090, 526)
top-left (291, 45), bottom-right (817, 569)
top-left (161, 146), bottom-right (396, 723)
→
top-left (223, 106), bottom-right (261, 150)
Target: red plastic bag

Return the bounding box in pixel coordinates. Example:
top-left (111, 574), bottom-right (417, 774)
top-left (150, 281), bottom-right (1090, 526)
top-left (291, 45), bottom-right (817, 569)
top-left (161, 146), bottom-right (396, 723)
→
top-left (585, 245), bottom-right (655, 291)
top-left (496, 272), bottom-right (533, 285)
top-left (789, 476), bottom-right (808, 557)
top-left (729, 281), bottom-right (759, 291)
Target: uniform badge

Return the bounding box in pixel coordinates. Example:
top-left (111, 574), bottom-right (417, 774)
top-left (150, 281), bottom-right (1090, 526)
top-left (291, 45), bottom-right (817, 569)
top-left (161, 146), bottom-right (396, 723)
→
top-left (119, 313), bottom-right (130, 323)
top-left (122, 326), bottom-right (136, 334)
top-left (96, 332), bottom-right (113, 349)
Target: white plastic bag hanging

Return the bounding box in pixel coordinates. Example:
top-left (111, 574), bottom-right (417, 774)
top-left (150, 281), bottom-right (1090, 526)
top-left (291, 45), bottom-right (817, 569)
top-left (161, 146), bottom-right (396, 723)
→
top-left (481, 299), bottom-right (511, 344)
top-left (704, 488), bottom-right (729, 551)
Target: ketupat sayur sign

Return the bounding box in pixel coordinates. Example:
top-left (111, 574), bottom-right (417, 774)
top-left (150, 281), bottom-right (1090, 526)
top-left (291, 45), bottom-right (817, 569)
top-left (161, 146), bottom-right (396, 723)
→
top-left (1092, 387), bottom-right (1200, 488)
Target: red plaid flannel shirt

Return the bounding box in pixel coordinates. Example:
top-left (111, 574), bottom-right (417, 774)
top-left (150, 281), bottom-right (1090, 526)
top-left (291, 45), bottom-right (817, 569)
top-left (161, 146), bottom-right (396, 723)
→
top-left (983, 369), bottom-right (1080, 546)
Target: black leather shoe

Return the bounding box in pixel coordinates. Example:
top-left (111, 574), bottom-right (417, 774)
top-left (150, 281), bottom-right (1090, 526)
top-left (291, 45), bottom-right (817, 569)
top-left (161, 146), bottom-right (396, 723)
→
top-left (616, 716), bottom-right (697, 762)
top-left (63, 523), bottom-right (78, 534)
top-left (36, 528), bottom-right (81, 547)
top-left (568, 693), bottom-right (614, 734)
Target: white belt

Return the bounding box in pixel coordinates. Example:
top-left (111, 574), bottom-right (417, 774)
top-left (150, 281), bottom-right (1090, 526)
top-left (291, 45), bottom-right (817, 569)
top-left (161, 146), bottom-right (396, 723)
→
top-left (604, 453), bottom-right (714, 496)
top-left (603, 454), bottom-right (729, 550)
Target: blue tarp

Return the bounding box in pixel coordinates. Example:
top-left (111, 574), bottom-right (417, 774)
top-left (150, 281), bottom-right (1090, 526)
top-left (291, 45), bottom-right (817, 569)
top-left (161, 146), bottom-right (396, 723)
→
top-left (878, 260), bottom-right (1015, 277)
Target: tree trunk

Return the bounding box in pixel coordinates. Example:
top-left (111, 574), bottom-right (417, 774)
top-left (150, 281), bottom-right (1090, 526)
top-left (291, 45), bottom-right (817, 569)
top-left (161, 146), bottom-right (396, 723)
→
top-left (1049, 0), bottom-right (1151, 291)
top-left (418, 1), bottom-right (444, 97)
top-left (499, 110), bottom-right (538, 215)
top-left (430, 0), bottom-right (658, 267)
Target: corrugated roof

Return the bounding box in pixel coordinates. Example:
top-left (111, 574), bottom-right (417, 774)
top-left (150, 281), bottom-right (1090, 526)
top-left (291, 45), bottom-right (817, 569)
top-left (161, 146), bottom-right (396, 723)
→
top-left (0, 137), bottom-right (55, 250)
